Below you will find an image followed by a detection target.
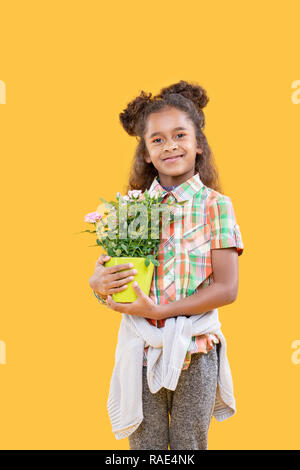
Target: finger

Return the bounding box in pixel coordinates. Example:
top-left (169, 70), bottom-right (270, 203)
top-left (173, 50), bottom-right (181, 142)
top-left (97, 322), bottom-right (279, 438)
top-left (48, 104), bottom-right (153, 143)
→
top-left (106, 295), bottom-right (114, 308)
top-left (106, 263), bottom-right (134, 274)
top-left (109, 274), bottom-right (135, 288)
top-left (107, 295), bottom-right (127, 313)
top-left (132, 281), bottom-right (144, 296)
top-left (132, 281), bottom-right (142, 294)
top-left (107, 294), bottom-right (120, 306)
top-left (107, 284), bottom-right (129, 294)
top-left (96, 254), bottom-right (111, 266)
top-left (109, 269), bottom-right (137, 283)
top-left (99, 253), bottom-right (110, 260)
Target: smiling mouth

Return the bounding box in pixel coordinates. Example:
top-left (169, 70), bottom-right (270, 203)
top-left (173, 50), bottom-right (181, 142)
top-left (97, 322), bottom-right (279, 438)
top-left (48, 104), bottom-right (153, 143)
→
top-left (164, 154), bottom-right (184, 162)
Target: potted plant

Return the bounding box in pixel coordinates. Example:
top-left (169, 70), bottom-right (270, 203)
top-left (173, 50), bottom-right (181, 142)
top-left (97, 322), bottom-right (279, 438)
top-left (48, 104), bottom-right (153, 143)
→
top-left (82, 189), bottom-right (185, 302)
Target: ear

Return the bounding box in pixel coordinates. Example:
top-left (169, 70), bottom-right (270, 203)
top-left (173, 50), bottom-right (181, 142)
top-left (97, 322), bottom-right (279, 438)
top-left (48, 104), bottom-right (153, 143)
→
top-left (144, 145), bottom-right (152, 164)
top-left (196, 146), bottom-right (203, 155)
top-left (144, 150), bottom-right (153, 164)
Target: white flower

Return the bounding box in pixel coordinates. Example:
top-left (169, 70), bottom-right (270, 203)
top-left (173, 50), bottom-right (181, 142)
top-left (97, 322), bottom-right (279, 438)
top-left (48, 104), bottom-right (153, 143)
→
top-left (122, 195), bottom-right (130, 201)
top-left (149, 189), bottom-right (159, 198)
top-left (128, 190), bottom-right (142, 199)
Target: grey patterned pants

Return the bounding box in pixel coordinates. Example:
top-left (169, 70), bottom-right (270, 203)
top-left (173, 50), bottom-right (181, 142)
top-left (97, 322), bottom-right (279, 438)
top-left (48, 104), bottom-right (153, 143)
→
top-left (128, 344), bottom-right (219, 450)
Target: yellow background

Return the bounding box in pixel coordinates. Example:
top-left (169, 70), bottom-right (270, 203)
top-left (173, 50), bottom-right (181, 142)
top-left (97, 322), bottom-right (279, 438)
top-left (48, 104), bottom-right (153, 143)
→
top-left (0, 0), bottom-right (299, 450)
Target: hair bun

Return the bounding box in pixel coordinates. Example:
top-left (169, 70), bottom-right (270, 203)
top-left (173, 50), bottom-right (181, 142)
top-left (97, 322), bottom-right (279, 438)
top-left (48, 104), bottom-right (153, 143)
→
top-left (158, 80), bottom-right (209, 113)
top-left (119, 90), bottom-right (153, 136)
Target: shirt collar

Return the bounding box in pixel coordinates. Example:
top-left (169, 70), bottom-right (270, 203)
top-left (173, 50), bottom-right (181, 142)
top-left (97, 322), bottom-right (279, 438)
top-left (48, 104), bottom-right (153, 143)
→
top-left (148, 172), bottom-right (204, 202)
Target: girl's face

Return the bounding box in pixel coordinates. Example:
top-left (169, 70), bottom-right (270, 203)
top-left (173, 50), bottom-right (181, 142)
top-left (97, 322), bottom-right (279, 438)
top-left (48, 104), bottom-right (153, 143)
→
top-left (144, 107), bottom-right (202, 186)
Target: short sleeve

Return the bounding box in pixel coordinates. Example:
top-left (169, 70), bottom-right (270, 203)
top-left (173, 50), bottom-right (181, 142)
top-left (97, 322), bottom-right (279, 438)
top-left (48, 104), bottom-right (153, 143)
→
top-left (208, 194), bottom-right (244, 256)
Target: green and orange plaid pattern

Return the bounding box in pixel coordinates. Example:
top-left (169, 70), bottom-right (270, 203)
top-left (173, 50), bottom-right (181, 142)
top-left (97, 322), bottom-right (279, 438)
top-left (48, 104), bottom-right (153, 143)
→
top-left (143, 172), bottom-right (244, 370)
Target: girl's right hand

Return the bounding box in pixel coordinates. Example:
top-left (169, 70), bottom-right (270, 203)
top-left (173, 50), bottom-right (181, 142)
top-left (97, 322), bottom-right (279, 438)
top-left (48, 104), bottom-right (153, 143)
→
top-left (89, 254), bottom-right (138, 298)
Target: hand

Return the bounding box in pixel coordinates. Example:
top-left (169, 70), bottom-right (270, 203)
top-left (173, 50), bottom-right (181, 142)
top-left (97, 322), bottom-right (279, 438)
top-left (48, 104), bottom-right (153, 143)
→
top-left (106, 281), bottom-right (160, 320)
top-left (89, 253), bottom-right (138, 298)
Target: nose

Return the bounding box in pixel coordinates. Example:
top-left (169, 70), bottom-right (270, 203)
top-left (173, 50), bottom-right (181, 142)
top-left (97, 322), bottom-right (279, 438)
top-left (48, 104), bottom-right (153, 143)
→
top-left (163, 138), bottom-right (179, 152)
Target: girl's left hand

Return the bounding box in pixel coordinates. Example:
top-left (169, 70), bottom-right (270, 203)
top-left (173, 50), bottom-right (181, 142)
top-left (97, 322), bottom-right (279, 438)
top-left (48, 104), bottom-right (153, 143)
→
top-left (106, 282), bottom-right (160, 320)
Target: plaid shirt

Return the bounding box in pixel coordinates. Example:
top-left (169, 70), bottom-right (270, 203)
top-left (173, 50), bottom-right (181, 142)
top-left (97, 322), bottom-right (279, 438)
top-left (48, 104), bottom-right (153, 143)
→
top-left (143, 172), bottom-right (244, 370)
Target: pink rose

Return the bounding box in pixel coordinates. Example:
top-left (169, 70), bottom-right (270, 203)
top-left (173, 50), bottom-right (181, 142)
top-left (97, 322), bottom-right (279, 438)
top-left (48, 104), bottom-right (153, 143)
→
top-left (84, 211), bottom-right (103, 223)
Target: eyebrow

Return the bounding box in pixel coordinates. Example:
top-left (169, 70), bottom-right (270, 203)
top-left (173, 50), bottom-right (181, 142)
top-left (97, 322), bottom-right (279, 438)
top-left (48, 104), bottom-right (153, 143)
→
top-left (149, 127), bottom-right (188, 139)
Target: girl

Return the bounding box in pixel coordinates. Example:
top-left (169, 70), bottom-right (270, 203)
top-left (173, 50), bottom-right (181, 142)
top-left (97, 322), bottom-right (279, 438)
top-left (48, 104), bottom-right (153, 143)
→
top-left (89, 80), bottom-right (244, 450)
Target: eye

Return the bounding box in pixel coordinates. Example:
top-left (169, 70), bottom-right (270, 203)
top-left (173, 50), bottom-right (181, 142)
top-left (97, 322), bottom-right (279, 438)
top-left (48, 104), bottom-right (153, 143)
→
top-left (152, 133), bottom-right (185, 144)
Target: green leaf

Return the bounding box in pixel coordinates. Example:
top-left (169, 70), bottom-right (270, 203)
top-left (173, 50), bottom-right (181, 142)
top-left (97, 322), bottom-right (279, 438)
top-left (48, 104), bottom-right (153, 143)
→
top-left (108, 200), bottom-right (118, 207)
top-left (151, 259), bottom-right (160, 267)
top-left (78, 229), bottom-right (97, 234)
top-left (144, 258), bottom-right (150, 267)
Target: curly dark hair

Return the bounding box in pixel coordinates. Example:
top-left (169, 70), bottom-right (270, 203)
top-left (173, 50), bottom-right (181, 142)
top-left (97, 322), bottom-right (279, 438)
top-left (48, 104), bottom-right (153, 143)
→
top-left (119, 80), bottom-right (223, 194)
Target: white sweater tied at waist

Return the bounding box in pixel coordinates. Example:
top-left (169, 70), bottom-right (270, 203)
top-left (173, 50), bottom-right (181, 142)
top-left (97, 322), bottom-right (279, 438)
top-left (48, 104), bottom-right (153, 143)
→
top-left (107, 308), bottom-right (236, 440)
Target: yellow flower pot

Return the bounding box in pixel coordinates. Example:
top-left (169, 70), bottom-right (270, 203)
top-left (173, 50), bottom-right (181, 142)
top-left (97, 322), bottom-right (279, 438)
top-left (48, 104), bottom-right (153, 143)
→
top-left (104, 257), bottom-right (155, 303)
